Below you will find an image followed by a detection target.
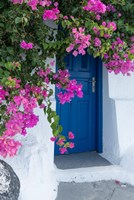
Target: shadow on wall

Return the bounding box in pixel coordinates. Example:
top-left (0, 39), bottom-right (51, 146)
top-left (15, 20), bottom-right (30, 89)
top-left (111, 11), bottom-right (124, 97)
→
top-left (102, 67), bottom-right (120, 164)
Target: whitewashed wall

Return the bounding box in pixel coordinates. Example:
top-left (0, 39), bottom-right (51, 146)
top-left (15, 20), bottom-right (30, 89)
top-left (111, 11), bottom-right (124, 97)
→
top-left (102, 67), bottom-right (134, 171)
top-left (4, 95), bottom-right (57, 200)
top-left (3, 58), bottom-right (57, 200)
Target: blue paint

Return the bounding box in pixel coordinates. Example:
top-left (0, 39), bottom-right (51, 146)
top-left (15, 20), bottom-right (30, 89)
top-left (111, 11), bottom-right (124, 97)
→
top-left (55, 53), bottom-right (102, 155)
top-left (95, 58), bottom-right (103, 153)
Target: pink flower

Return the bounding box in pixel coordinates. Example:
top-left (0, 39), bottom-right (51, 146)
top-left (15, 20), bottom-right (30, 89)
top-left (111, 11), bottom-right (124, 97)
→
top-left (20, 40), bottom-right (27, 49)
top-left (56, 138), bottom-right (65, 146)
top-left (66, 44), bottom-right (75, 52)
top-left (12, 0), bottom-right (24, 4)
top-left (27, 42), bottom-right (33, 49)
top-left (93, 27), bottom-right (99, 35)
top-left (27, 0), bottom-right (38, 10)
top-left (66, 28), bottom-right (91, 56)
top-left (50, 137), bottom-right (57, 142)
top-left (59, 147), bottom-right (67, 154)
top-left (0, 86), bottom-right (8, 103)
top-left (40, 103), bottom-right (46, 109)
top-left (118, 13), bottom-right (122, 18)
top-left (94, 37), bottom-right (101, 47)
top-left (69, 142), bottom-right (74, 149)
top-left (42, 90), bottom-right (48, 98)
top-left (68, 131), bottom-right (74, 139)
top-left (63, 16), bottom-right (68, 20)
top-left (73, 50), bottom-right (78, 57)
top-left (20, 40), bottom-right (33, 50)
top-left (0, 137), bottom-right (21, 157)
top-left (107, 22), bottom-right (117, 31)
top-left (50, 60), bottom-right (55, 66)
top-left (131, 36), bottom-right (134, 42)
top-left (83, 0), bottom-right (106, 14)
top-left (96, 15), bottom-right (100, 20)
top-left (43, 8), bottom-right (60, 21)
top-left (39, 0), bottom-right (51, 7)
top-left (102, 22), bottom-right (106, 27)
top-left (54, 2), bottom-right (58, 7)
top-left (106, 4), bottom-right (116, 12)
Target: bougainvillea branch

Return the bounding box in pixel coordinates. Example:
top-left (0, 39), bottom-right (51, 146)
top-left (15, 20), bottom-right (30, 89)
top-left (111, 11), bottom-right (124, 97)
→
top-left (0, 0), bottom-right (134, 157)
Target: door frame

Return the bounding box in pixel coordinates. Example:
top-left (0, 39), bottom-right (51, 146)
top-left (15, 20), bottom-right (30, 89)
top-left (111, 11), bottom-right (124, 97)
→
top-left (95, 58), bottom-right (103, 153)
top-left (55, 56), bottom-right (103, 154)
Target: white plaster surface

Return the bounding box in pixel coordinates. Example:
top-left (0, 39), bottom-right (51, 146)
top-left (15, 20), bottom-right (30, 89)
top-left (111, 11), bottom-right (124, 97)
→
top-left (102, 68), bottom-right (134, 165)
top-left (3, 55), bottom-right (58, 200)
top-left (3, 104), bottom-right (58, 200)
top-left (55, 165), bottom-right (134, 188)
top-left (102, 68), bottom-right (120, 164)
top-left (120, 144), bottom-right (134, 172)
top-left (108, 72), bottom-right (134, 100)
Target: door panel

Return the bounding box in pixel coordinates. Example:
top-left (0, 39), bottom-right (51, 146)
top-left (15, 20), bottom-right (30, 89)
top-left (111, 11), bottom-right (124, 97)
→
top-left (55, 53), bottom-right (98, 154)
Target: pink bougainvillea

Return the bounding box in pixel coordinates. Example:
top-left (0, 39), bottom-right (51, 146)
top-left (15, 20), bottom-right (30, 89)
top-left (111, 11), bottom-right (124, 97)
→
top-left (83, 0), bottom-right (106, 14)
top-left (0, 0), bottom-right (134, 158)
top-left (66, 27), bottom-right (91, 56)
top-left (43, 7), bottom-right (60, 20)
top-left (0, 137), bottom-right (21, 158)
top-left (20, 41), bottom-right (33, 50)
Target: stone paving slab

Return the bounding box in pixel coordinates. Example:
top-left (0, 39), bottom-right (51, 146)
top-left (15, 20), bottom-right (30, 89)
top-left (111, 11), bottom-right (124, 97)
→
top-left (56, 180), bottom-right (134, 200)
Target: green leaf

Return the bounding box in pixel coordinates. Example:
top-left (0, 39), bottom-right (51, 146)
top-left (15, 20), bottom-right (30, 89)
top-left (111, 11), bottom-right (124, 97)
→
top-left (54, 115), bottom-right (60, 124)
top-left (53, 129), bottom-right (59, 137)
top-left (58, 125), bottom-right (63, 133)
top-left (15, 17), bottom-right (22, 24)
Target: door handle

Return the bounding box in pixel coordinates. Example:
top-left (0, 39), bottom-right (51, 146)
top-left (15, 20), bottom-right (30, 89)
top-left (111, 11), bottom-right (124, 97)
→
top-left (89, 77), bottom-right (96, 93)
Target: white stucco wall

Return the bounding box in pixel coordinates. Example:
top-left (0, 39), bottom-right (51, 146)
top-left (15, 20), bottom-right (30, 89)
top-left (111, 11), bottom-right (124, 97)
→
top-left (102, 67), bottom-right (134, 168)
top-left (3, 53), bottom-right (57, 200)
top-left (4, 97), bottom-right (57, 200)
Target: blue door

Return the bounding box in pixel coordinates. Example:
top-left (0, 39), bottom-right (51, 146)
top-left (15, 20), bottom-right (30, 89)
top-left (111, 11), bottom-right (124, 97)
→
top-left (55, 53), bottom-right (102, 155)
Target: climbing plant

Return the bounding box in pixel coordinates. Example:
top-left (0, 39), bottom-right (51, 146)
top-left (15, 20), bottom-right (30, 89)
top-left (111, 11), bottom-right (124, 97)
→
top-left (0, 0), bottom-right (134, 157)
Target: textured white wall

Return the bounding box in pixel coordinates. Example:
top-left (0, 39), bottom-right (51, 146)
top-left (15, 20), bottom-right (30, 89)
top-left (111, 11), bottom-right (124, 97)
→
top-left (102, 67), bottom-right (134, 168)
top-left (4, 97), bottom-right (57, 200)
top-left (3, 54), bottom-right (58, 200)
top-left (102, 68), bottom-right (120, 164)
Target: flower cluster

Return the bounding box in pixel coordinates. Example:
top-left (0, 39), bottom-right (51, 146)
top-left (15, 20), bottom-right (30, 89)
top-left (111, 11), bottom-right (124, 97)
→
top-left (93, 21), bottom-right (117, 39)
top-left (106, 4), bottom-right (116, 12)
top-left (53, 69), bottom-right (83, 104)
top-left (0, 86), bottom-right (8, 104)
top-left (104, 37), bottom-right (134, 75)
top-left (20, 40), bottom-right (33, 50)
top-left (0, 136), bottom-right (21, 158)
top-left (0, 65), bottom-right (79, 157)
top-left (66, 28), bottom-right (91, 56)
top-left (51, 131), bottom-right (75, 154)
top-left (0, 83), bottom-right (40, 157)
top-left (83, 0), bottom-right (106, 14)
top-left (12, 0), bottom-right (52, 10)
top-left (43, 3), bottom-right (60, 21)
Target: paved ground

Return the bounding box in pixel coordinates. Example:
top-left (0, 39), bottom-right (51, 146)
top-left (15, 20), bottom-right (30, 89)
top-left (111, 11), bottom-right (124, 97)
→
top-left (54, 152), bottom-right (111, 169)
top-left (56, 180), bottom-right (134, 200)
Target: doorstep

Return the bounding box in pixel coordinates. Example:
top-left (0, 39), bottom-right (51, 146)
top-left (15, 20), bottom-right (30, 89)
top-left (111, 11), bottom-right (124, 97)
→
top-left (54, 151), bottom-right (111, 170)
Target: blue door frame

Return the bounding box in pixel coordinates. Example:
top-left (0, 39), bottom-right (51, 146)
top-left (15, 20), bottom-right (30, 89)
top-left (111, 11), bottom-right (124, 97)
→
top-left (55, 55), bottom-right (103, 154)
top-left (95, 57), bottom-right (103, 153)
